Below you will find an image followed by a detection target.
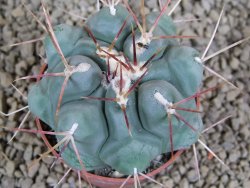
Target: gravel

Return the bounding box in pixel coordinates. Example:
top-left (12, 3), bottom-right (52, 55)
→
top-left (0, 0), bottom-right (250, 188)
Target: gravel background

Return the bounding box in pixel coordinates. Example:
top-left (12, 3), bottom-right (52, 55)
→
top-left (0, 0), bottom-right (250, 187)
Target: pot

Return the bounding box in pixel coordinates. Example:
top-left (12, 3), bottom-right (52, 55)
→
top-left (36, 118), bottom-right (184, 188)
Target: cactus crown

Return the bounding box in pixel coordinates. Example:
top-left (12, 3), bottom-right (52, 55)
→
top-left (28, 2), bottom-right (204, 175)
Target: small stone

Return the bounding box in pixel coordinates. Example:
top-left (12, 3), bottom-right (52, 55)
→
top-left (231, 118), bottom-right (240, 131)
top-left (201, 166), bottom-right (209, 177)
top-left (240, 45), bottom-right (250, 62)
top-left (229, 151), bottom-right (240, 162)
top-left (201, 0), bottom-right (213, 12)
top-left (1, 176), bottom-right (15, 188)
top-left (31, 182), bottom-right (46, 188)
top-left (179, 166), bottom-right (186, 175)
top-left (218, 150), bottom-right (227, 160)
top-left (179, 178), bottom-right (189, 188)
top-left (24, 145), bottom-right (33, 161)
top-left (228, 180), bottom-right (239, 188)
top-left (0, 15), bottom-right (6, 26)
top-left (4, 160), bottom-right (15, 177)
top-left (206, 171), bottom-right (218, 184)
top-left (20, 178), bottom-right (33, 188)
top-left (14, 170), bottom-right (22, 178)
top-left (172, 171), bottom-right (181, 183)
top-left (0, 71), bottom-right (12, 88)
top-left (47, 176), bottom-right (58, 186)
top-left (33, 146), bottom-right (42, 157)
top-left (28, 162), bottom-right (40, 178)
top-left (242, 26), bottom-right (250, 37)
top-left (13, 142), bottom-right (25, 151)
top-left (15, 60), bottom-right (28, 76)
top-left (221, 174), bottom-right (229, 184)
top-left (61, 184), bottom-right (70, 188)
top-left (209, 9), bottom-right (219, 22)
top-left (219, 25), bottom-right (231, 35)
top-left (243, 180), bottom-right (250, 188)
top-left (39, 163), bottom-right (49, 176)
top-left (31, 0), bottom-right (41, 9)
top-left (230, 57), bottom-right (240, 70)
top-left (146, 0), bottom-right (158, 9)
top-left (11, 6), bottom-right (25, 18)
top-left (182, 0), bottom-right (193, 12)
top-left (54, 165), bottom-right (64, 173)
top-left (226, 90), bottom-right (240, 101)
top-left (2, 25), bottom-right (13, 43)
top-left (187, 169), bottom-right (198, 182)
top-left (19, 164), bottom-right (28, 176)
top-left (163, 179), bottom-right (174, 188)
top-left (0, 91), bottom-right (6, 112)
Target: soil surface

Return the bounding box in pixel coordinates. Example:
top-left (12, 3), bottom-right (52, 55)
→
top-left (0, 0), bottom-right (250, 187)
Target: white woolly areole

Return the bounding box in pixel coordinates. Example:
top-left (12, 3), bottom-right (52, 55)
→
top-left (194, 56), bottom-right (203, 64)
top-left (69, 123), bottom-right (79, 135)
top-left (110, 56), bottom-right (126, 74)
top-left (74, 63), bottom-right (91, 72)
top-left (128, 64), bottom-right (147, 80)
top-left (116, 94), bottom-right (129, 107)
top-left (64, 63), bottom-right (91, 77)
top-left (97, 46), bottom-right (147, 81)
top-left (111, 75), bottom-right (131, 107)
top-left (134, 168), bottom-right (138, 174)
top-left (109, 6), bottom-right (116, 16)
top-left (111, 75), bottom-right (131, 94)
top-left (154, 92), bottom-right (175, 114)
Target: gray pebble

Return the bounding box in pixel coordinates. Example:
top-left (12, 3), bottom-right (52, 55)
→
top-left (226, 90), bottom-right (240, 101)
top-left (187, 169), bottom-right (199, 182)
top-left (243, 180), bottom-right (250, 188)
top-left (1, 176), bottom-right (15, 188)
top-left (31, 182), bottom-right (46, 188)
top-left (206, 171), bottom-right (218, 184)
top-left (24, 145), bottom-right (33, 161)
top-left (28, 162), bottom-right (40, 178)
top-left (47, 175), bottom-right (58, 186)
top-left (179, 178), bottom-right (189, 188)
top-left (62, 183), bottom-right (70, 188)
top-left (0, 91), bottom-right (6, 112)
top-left (14, 170), bottom-right (22, 178)
top-left (240, 45), bottom-right (250, 62)
top-left (228, 180), bottom-right (239, 188)
top-left (11, 6), bottom-right (25, 18)
top-left (0, 71), bottom-right (12, 88)
top-left (39, 163), bottom-right (49, 176)
top-left (201, 166), bottom-right (209, 177)
top-left (230, 57), bottom-right (240, 70)
top-left (20, 178), bottom-right (33, 188)
top-left (229, 151), bottom-right (240, 163)
top-left (15, 60), bottom-right (27, 76)
top-left (19, 164), bottom-right (28, 176)
top-left (5, 160), bottom-right (15, 176)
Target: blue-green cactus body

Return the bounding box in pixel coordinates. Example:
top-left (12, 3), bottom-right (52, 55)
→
top-left (138, 80), bottom-right (203, 152)
top-left (99, 89), bottom-right (162, 174)
top-left (86, 5), bottom-right (135, 51)
top-left (28, 4), bottom-right (204, 175)
top-left (123, 12), bottom-right (178, 62)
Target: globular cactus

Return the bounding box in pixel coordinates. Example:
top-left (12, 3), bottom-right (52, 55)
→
top-left (28, 2), bottom-right (204, 176)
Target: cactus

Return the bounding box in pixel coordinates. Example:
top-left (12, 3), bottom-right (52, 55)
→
top-left (1, 0), bottom-right (249, 187)
top-left (27, 3), bottom-right (204, 175)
